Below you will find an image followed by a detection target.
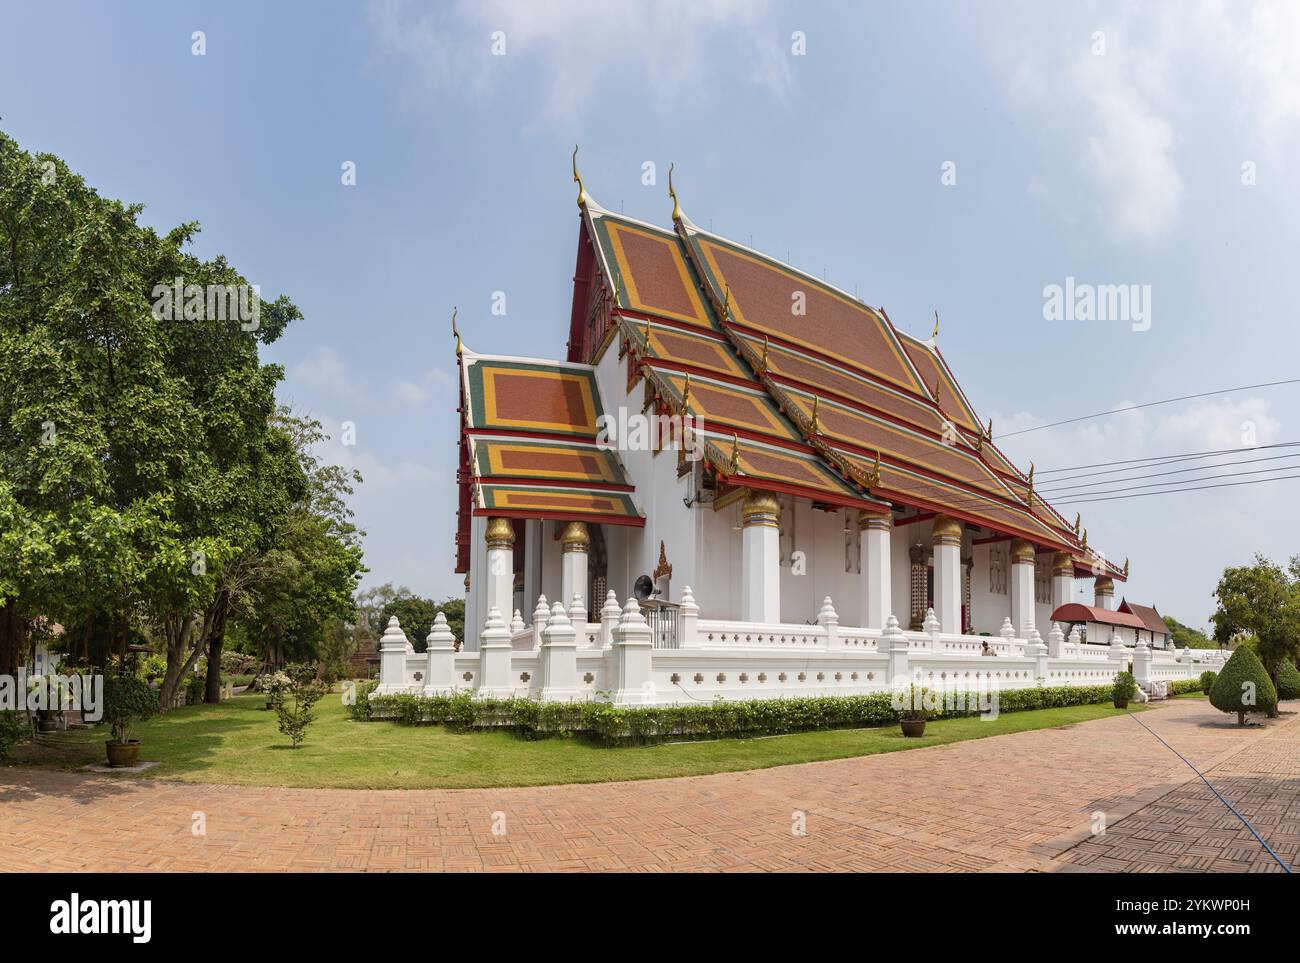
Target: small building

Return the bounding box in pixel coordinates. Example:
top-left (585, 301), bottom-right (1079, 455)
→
top-left (1117, 599), bottom-right (1173, 649)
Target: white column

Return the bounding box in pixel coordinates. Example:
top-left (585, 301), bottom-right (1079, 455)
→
top-left (931, 515), bottom-right (962, 634)
top-left (559, 521), bottom-right (589, 619)
top-left (740, 489), bottom-right (781, 623)
top-left (540, 601), bottom-right (579, 702)
top-left (1051, 552), bottom-right (1074, 611)
top-left (476, 606), bottom-right (514, 698)
top-left (611, 597), bottom-right (655, 705)
top-left (860, 510), bottom-right (892, 630)
top-left (1010, 538), bottom-right (1036, 637)
top-left (485, 517), bottom-right (515, 628)
top-left (1094, 576), bottom-right (1115, 611)
top-left (423, 612), bottom-right (456, 695)
top-left (376, 616), bottom-right (410, 694)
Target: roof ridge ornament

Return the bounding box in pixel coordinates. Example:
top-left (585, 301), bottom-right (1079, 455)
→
top-left (572, 145), bottom-right (588, 209)
top-left (1073, 512), bottom-right (1081, 535)
top-left (810, 394), bottom-right (822, 435)
top-left (931, 310), bottom-right (940, 342)
top-left (1081, 528), bottom-right (1088, 552)
top-left (1122, 557), bottom-right (1129, 579)
top-left (728, 433), bottom-right (742, 475)
top-left (758, 335), bottom-right (769, 374)
top-left (668, 162), bottom-right (682, 222)
top-left (1026, 462), bottom-right (1034, 508)
top-left (719, 282), bottom-right (732, 322)
top-left (867, 449), bottom-right (881, 487)
top-left (451, 306), bottom-right (462, 356)
top-left (680, 372), bottom-right (692, 413)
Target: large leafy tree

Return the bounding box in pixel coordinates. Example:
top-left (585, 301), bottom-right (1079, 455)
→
top-left (1211, 554), bottom-right (1300, 710)
top-left (0, 129), bottom-right (363, 705)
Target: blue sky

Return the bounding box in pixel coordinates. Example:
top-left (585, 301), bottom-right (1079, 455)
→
top-left (4, 0), bottom-right (1299, 630)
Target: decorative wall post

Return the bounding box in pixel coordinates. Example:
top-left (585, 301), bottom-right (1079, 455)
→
top-left (923, 607), bottom-right (941, 651)
top-left (1132, 636), bottom-right (1152, 686)
top-left (568, 592), bottom-right (587, 628)
top-left (597, 590), bottom-right (619, 648)
top-left (1047, 622), bottom-right (1066, 660)
top-left (740, 489), bottom-right (781, 623)
top-left (540, 601), bottom-right (579, 702)
top-left (1108, 629), bottom-right (1129, 672)
top-left (819, 597), bottom-right (841, 650)
top-left (1066, 624), bottom-right (1082, 652)
top-left (376, 616), bottom-right (410, 694)
top-left (881, 615), bottom-right (910, 685)
top-left (1051, 552), bottom-right (1074, 611)
top-left (423, 611), bottom-right (457, 695)
top-left (560, 521), bottom-right (590, 620)
top-left (1023, 626), bottom-right (1048, 679)
top-left (531, 594), bottom-right (550, 649)
top-left (509, 609), bottom-right (525, 636)
top-left (931, 514), bottom-right (962, 634)
top-left (612, 597), bottom-right (655, 705)
top-left (999, 617), bottom-right (1016, 648)
top-left (485, 517), bottom-right (516, 625)
top-left (679, 585), bottom-right (700, 649)
top-left (1009, 538), bottom-right (1036, 638)
top-left (859, 510), bottom-right (892, 630)
top-left (1094, 576), bottom-right (1115, 611)
top-left (477, 606), bottom-right (514, 698)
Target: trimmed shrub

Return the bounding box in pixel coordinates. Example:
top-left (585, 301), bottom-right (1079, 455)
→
top-left (1169, 679), bottom-right (1202, 697)
top-left (363, 683), bottom-right (1115, 746)
top-left (1198, 670), bottom-right (1218, 693)
top-left (1273, 660), bottom-right (1300, 702)
top-left (1209, 646), bottom-right (1277, 725)
top-left (0, 711), bottom-right (27, 762)
top-left (346, 680), bottom-right (377, 721)
top-left (1112, 671), bottom-right (1138, 704)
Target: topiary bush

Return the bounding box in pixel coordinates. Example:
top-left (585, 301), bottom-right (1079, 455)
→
top-left (1209, 646), bottom-right (1277, 725)
top-left (1273, 660), bottom-right (1300, 702)
top-left (104, 674), bottom-right (159, 743)
top-left (1198, 670), bottom-right (1218, 693)
top-left (1111, 671), bottom-right (1138, 706)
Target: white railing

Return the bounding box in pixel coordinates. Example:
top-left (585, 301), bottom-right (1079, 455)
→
top-left (373, 592), bottom-right (1209, 706)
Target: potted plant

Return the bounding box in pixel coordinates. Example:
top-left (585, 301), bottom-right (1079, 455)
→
top-left (103, 674), bottom-right (158, 767)
top-left (31, 675), bottom-right (72, 732)
top-left (1112, 670), bottom-right (1138, 709)
top-left (899, 683), bottom-right (931, 737)
top-left (260, 670), bottom-right (291, 711)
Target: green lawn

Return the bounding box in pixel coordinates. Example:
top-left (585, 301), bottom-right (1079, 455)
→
top-left (10, 693), bottom-right (1141, 790)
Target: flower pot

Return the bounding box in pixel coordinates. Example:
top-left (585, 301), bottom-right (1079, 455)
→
top-left (37, 711), bottom-right (61, 733)
top-left (1113, 698), bottom-right (1129, 709)
top-left (105, 740), bottom-right (141, 768)
top-left (900, 718), bottom-right (927, 738)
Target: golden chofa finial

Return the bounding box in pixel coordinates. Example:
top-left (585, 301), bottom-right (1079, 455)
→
top-left (867, 449), bottom-right (882, 487)
top-left (1081, 528), bottom-right (1088, 552)
top-left (1122, 557), bottom-right (1129, 579)
top-left (758, 335), bottom-right (769, 374)
top-left (668, 162), bottom-right (682, 222)
top-left (728, 432), bottom-right (742, 475)
top-left (986, 417), bottom-right (993, 441)
top-left (572, 145), bottom-right (588, 209)
top-left (809, 395), bottom-right (822, 434)
top-left (451, 306), bottom-right (462, 356)
top-left (719, 283), bottom-right (732, 322)
top-left (1073, 512), bottom-right (1081, 535)
top-left (1026, 463), bottom-right (1035, 504)
top-left (931, 310), bottom-right (940, 340)
top-left (680, 373), bottom-right (692, 413)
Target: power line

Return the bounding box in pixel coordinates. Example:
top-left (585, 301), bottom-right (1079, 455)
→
top-left (1036, 451), bottom-right (1300, 496)
top-left (994, 378), bottom-right (1300, 440)
top-left (1034, 439), bottom-right (1300, 478)
top-left (1053, 470), bottom-right (1300, 505)
top-left (1042, 461), bottom-right (1300, 499)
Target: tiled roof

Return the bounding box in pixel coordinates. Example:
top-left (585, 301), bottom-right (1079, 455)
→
top-left (1051, 603), bottom-right (1146, 630)
top-left (459, 352), bottom-right (644, 527)
top-left (1119, 600), bottom-right (1171, 635)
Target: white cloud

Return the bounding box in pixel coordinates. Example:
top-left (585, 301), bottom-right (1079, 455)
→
top-left (368, 0), bottom-right (790, 122)
top-left (393, 380), bottom-right (431, 406)
top-left (288, 346), bottom-right (356, 398)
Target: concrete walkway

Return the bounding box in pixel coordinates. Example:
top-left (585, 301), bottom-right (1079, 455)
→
top-left (2, 698), bottom-right (1296, 872)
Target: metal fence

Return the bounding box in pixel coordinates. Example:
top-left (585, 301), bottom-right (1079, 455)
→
top-left (642, 600), bottom-right (680, 649)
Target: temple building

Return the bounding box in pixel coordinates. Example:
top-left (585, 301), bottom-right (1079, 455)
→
top-left (454, 159), bottom-right (1148, 653)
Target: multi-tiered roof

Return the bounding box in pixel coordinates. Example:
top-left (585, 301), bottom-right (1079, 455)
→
top-left (456, 160), bottom-right (1125, 584)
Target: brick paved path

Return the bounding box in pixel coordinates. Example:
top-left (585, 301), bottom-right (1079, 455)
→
top-left (2, 699), bottom-right (1296, 872)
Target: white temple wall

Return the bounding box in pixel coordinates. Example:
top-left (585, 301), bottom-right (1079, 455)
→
top-left (699, 505), bottom-right (741, 619)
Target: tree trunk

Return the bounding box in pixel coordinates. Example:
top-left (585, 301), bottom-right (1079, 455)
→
top-left (204, 590), bottom-right (230, 703)
top-left (0, 599), bottom-right (19, 678)
top-left (158, 614), bottom-right (199, 710)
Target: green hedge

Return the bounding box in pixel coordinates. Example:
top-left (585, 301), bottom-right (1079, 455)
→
top-left (1169, 678), bottom-right (1203, 696)
top-left (351, 682), bottom-right (1118, 745)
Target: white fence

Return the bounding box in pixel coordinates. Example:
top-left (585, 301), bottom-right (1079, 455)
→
top-left (374, 588), bottom-right (1226, 707)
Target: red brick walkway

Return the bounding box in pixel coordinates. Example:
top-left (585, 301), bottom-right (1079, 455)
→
top-left (2, 699), bottom-right (1296, 872)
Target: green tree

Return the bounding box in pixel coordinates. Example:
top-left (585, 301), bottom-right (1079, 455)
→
top-left (1211, 555), bottom-right (1300, 710)
top-left (1163, 615), bottom-right (1216, 650)
top-left (1208, 645), bottom-right (1278, 725)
